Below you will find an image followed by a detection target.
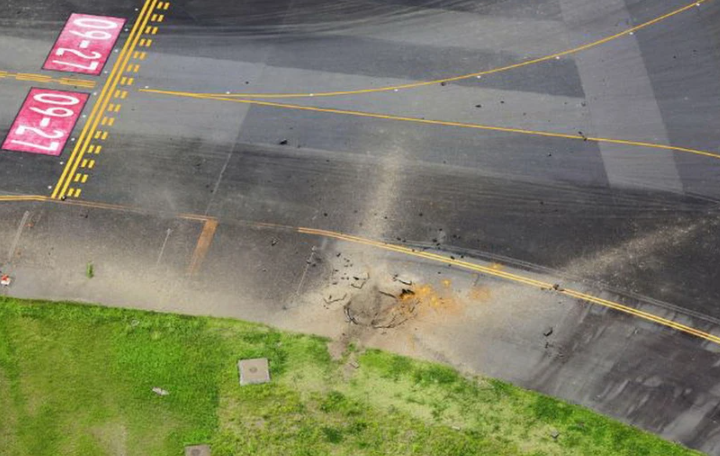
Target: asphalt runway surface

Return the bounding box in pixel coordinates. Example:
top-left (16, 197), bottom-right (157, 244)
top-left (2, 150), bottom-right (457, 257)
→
top-left (2, 0), bottom-right (720, 452)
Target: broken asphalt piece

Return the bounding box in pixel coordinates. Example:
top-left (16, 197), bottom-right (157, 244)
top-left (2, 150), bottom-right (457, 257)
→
top-left (324, 292), bottom-right (347, 304)
top-left (152, 387), bottom-right (170, 396)
top-left (393, 275), bottom-right (412, 286)
top-left (344, 305), bottom-right (359, 324)
top-left (543, 327), bottom-right (554, 337)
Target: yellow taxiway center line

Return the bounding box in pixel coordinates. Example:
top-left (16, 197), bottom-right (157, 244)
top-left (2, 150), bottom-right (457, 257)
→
top-left (142, 89), bottom-right (720, 160)
top-left (175, 0), bottom-right (711, 99)
top-left (53, 0), bottom-right (159, 200)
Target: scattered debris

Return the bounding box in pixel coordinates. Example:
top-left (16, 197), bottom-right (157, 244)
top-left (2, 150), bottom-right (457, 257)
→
top-left (552, 284), bottom-right (564, 291)
top-left (152, 387), bottom-right (169, 396)
top-left (543, 327), bottom-right (554, 337)
top-left (0, 275), bottom-right (11, 287)
top-left (86, 262), bottom-right (94, 279)
top-left (578, 131), bottom-right (588, 141)
top-left (238, 358), bottom-right (271, 385)
top-left (550, 429), bottom-right (560, 440)
top-left (278, 139), bottom-right (288, 145)
top-left (270, 237), bottom-right (279, 246)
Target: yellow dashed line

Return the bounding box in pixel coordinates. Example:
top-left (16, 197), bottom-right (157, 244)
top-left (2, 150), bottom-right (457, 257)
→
top-left (81, 175), bottom-right (88, 184)
top-left (101, 117), bottom-right (109, 126)
top-left (113, 104), bottom-right (122, 113)
top-left (81, 159), bottom-right (88, 168)
top-left (151, 14), bottom-right (158, 21)
top-left (94, 145), bottom-right (102, 154)
top-left (107, 117), bottom-right (115, 126)
top-left (94, 131), bottom-right (102, 140)
top-left (101, 131), bottom-right (109, 140)
top-left (88, 160), bottom-right (95, 169)
top-left (120, 76), bottom-right (128, 85)
top-left (124, 77), bottom-right (134, 86)
top-left (156, 15), bottom-right (164, 22)
top-left (120, 91), bottom-right (128, 99)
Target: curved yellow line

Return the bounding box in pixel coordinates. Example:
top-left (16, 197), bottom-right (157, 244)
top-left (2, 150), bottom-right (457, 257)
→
top-left (190, 0), bottom-right (708, 99)
top-left (298, 227), bottom-right (720, 345)
top-left (141, 89), bottom-right (720, 160)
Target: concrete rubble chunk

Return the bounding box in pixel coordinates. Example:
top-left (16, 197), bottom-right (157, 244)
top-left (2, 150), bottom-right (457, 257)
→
top-left (324, 292), bottom-right (347, 304)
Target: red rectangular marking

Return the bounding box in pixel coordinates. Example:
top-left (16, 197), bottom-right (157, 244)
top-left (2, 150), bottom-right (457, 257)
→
top-left (43, 13), bottom-right (126, 76)
top-left (2, 88), bottom-right (89, 156)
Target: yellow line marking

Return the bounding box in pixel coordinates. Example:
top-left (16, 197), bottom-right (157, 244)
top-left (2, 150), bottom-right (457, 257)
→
top-left (0, 71), bottom-right (96, 88)
top-left (143, 90), bottom-right (720, 161)
top-left (74, 189), bottom-right (82, 198)
top-left (3, 193), bottom-right (720, 345)
top-left (187, 219), bottom-right (218, 275)
top-left (113, 104), bottom-right (122, 113)
top-left (67, 188), bottom-right (76, 197)
top-left (81, 159), bottom-right (88, 168)
top-left (180, 0), bottom-right (712, 100)
top-left (81, 174), bottom-right (88, 184)
top-left (139, 38), bottom-right (146, 47)
top-left (101, 131), bottom-right (109, 140)
top-left (108, 103), bottom-right (115, 111)
top-left (88, 160), bottom-right (95, 169)
top-left (145, 26), bottom-right (153, 34)
top-left (150, 26), bottom-right (158, 35)
top-left (73, 174), bottom-right (81, 183)
top-left (94, 145), bottom-right (102, 154)
top-left (120, 90), bottom-right (128, 99)
top-left (137, 51), bottom-right (147, 60)
top-left (53, 0), bottom-right (159, 200)
top-left (101, 117), bottom-right (109, 126)
top-left (125, 77), bottom-right (134, 86)
top-left (108, 117), bottom-right (115, 126)
top-left (94, 131), bottom-right (102, 140)
top-left (151, 14), bottom-right (158, 21)
top-left (145, 39), bottom-right (153, 47)
top-left (156, 15), bottom-right (164, 23)
top-left (120, 76), bottom-right (128, 85)
top-left (163, 2), bottom-right (170, 10)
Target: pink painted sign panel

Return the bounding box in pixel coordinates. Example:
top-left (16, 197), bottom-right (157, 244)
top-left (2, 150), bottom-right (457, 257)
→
top-left (2, 88), bottom-right (89, 156)
top-left (43, 13), bottom-right (126, 75)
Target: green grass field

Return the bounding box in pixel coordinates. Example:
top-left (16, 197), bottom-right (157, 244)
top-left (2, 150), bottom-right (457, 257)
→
top-left (0, 297), bottom-right (700, 455)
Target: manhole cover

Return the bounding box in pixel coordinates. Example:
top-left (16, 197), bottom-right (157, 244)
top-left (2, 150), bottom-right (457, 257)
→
top-left (184, 444), bottom-right (211, 456)
top-left (238, 358), bottom-right (270, 385)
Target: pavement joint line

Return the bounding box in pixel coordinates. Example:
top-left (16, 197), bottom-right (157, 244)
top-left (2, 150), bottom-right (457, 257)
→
top-left (2, 194), bottom-right (718, 346)
top-left (142, 90), bottom-right (720, 161)
top-left (52, 0), bottom-right (160, 200)
top-left (170, 0), bottom-right (711, 99)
